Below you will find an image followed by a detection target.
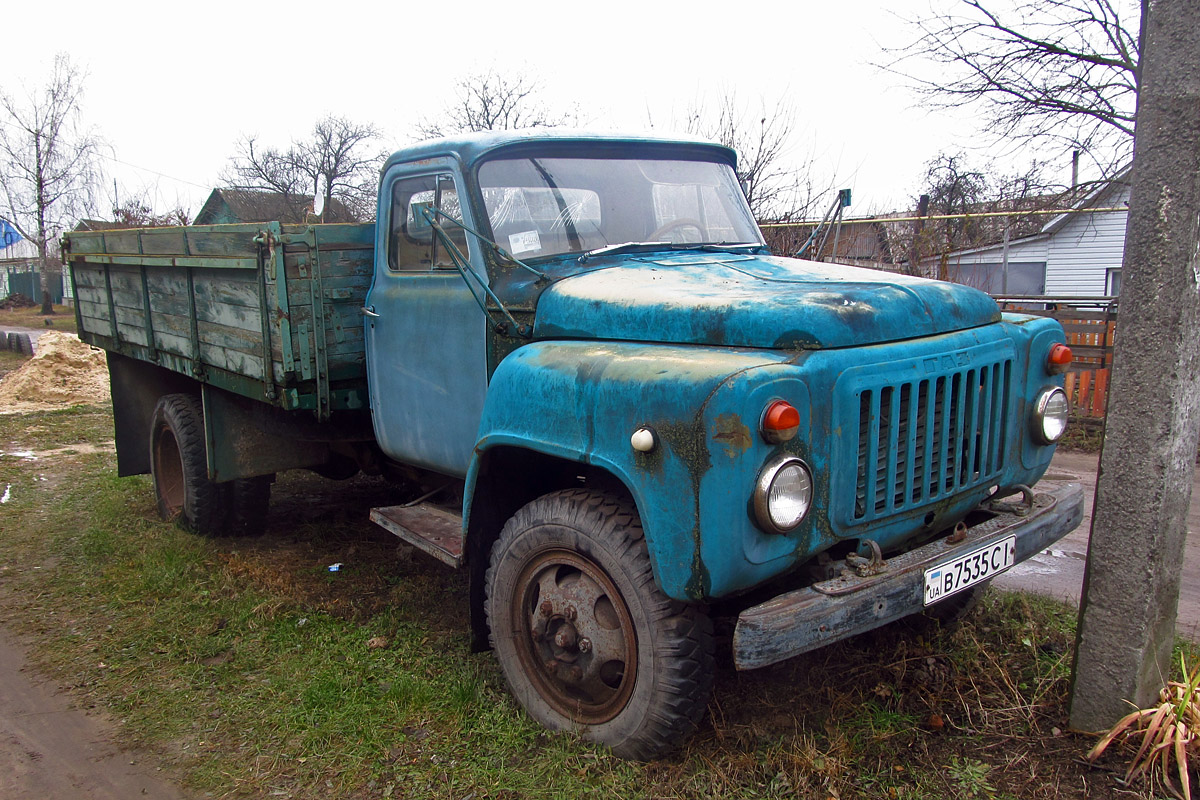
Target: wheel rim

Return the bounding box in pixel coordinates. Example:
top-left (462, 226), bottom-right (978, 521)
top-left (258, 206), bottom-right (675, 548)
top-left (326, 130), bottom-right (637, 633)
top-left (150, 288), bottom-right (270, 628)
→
top-left (153, 424), bottom-right (185, 517)
top-left (511, 547), bottom-right (637, 724)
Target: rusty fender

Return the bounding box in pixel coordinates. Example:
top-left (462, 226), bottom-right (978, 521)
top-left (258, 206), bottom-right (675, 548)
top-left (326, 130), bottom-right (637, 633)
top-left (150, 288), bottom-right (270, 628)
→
top-left (732, 479), bottom-right (1084, 671)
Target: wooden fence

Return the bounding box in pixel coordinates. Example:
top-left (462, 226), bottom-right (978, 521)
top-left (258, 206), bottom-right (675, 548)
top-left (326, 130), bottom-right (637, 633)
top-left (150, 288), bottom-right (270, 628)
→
top-left (994, 297), bottom-right (1117, 422)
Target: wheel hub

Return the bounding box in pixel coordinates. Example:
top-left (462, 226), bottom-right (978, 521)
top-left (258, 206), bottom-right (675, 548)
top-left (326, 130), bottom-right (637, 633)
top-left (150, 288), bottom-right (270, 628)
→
top-left (513, 549), bottom-right (637, 724)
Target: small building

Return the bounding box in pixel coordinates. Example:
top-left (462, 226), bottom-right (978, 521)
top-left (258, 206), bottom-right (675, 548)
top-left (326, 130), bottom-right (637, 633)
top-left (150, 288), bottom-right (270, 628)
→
top-left (194, 189), bottom-right (356, 225)
top-left (1, 222), bottom-right (60, 303)
top-left (930, 172), bottom-right (1131, 298)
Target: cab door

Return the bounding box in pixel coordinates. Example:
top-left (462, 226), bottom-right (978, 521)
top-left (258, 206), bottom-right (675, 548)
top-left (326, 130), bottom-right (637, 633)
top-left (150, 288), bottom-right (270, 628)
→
top-left (364, 162), bottom-right (489, 476)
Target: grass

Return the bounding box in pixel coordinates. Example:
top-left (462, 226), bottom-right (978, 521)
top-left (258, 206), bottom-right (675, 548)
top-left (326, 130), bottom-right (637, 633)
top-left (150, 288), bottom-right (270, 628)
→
top-left (1060, 420), bottom-right (1105, 453)
top-left (0, 349), bottom-right (27, 380)
top-left (0, 402), bottom-right (1195, 799)
top-left (0, 302), bottom-right (78, 334)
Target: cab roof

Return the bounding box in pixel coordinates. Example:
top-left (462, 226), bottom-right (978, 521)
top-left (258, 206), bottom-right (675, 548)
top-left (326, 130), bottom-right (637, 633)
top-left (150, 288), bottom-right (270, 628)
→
top-left (382, 129), bottom-right (738, 174)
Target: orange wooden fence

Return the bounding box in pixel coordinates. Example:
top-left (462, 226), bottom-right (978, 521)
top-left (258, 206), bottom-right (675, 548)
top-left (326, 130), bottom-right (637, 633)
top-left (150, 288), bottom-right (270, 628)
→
top-left (995, 298), bottom-right (1117, 422)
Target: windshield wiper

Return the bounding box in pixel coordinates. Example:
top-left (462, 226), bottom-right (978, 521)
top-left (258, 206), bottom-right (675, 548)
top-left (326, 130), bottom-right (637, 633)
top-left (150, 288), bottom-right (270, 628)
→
top-left (680, 243), bottom-right (765, 253)
top-left (578, 241), bottom-right (766, 264)
top-left (578, 241), bottom-right (671, 263)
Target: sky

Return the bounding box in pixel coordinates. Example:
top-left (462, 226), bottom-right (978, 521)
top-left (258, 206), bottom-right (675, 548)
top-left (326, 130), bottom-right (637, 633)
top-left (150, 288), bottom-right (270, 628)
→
top-left (1, 0), bottom-right (1073, 222)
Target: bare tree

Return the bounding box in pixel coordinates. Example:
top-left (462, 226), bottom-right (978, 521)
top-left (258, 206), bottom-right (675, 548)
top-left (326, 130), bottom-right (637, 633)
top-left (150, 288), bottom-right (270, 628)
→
top-left (901, 151), bottom-right (1068, 275)
top-left (224, 115), bottom-right (384, 222)
top-left (886, 0), bottom-right (1141, 176)
top-left (111, 192), bottom-right (191, 227)
top-left (413, 69), bottom-right (578, 140)
top-left (683, 91), bottom-right (831, 225)
top-left (0, 55), bottom-right (101, 313)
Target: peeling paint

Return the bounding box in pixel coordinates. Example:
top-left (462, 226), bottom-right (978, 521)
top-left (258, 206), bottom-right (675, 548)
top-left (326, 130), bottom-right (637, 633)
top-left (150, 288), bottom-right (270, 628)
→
top-left (712, 412), bottom-right (753, 458)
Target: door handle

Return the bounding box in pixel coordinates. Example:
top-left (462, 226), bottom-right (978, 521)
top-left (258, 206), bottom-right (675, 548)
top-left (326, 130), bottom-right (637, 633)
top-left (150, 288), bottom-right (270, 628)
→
top-left (361, 306), bottom-right (380, 318)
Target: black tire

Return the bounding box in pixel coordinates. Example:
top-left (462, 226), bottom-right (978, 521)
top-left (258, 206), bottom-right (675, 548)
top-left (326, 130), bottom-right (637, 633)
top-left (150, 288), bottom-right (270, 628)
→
top-left (15, 333), bottom-right (32, 355)
top-left (225, 474), bottom-right (273, 536)
top-left (485, 489), bottom-right (714, 760)
top-left (149, 393), bottom-right (229, 535)
top-left (2, 332), bottom-right (13, 351)
top-left (919, 581), bottom-right (990, 627)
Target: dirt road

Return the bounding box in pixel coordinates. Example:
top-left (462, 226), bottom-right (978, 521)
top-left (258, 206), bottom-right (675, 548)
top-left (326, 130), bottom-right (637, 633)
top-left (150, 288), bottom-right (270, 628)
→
top-left (995, 449), bottom-right (1200, 640)
top-left (0, 629), bottom-right (191, 800)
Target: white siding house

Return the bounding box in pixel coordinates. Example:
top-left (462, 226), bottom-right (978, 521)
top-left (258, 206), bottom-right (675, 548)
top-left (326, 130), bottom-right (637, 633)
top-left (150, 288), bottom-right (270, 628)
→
top-left (930, 174), bottom-right (1131, 298)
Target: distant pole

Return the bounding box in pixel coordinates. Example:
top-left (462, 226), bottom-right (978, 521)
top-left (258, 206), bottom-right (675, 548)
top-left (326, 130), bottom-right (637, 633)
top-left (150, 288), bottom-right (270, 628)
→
top-left (908, 194), bottom-right (929, 276)
top-left (1069, 0), bottom-right (1200, 730)
top-left (1000, 218), bottom-right (1010, 295)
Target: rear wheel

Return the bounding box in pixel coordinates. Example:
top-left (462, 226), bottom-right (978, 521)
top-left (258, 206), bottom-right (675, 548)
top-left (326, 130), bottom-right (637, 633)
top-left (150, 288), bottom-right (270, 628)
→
top-left (226, 474), bottom-right (273, 536)
top-left (150, 393), bottom-right (228, 535)
top-left (485, 489), bottom-right (714, 760)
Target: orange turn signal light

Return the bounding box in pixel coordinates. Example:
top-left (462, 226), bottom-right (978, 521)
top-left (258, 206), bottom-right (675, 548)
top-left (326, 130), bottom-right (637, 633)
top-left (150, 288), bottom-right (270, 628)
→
top-left (1047, 344), bottom-right (1073, 375)
top-left (762, 401), bottom-right (800, 443)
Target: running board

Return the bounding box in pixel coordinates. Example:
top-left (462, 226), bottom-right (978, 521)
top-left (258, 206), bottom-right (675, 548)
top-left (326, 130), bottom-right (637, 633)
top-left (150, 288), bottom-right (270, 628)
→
top-left (369, 503), bottom-right (464, 567)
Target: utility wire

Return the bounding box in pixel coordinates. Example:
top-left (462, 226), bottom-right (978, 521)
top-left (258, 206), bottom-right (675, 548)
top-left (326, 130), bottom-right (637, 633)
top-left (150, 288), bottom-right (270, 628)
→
top-left (761, 206), bottom-right (1129, 228)
top-left (0, 116), bottom-right (212, 191)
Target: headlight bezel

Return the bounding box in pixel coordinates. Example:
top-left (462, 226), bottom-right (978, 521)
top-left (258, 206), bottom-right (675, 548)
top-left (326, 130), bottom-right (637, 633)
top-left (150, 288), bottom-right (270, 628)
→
top-left (1032, 386), bottom-right (1070, 444)
top-left (753, 455), bottom-right (814, 534)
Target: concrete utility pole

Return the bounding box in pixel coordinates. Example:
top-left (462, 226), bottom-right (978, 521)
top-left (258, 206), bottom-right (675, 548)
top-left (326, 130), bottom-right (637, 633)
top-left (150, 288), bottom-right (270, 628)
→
top-left (1069, 0), bottom-right (1200, 730)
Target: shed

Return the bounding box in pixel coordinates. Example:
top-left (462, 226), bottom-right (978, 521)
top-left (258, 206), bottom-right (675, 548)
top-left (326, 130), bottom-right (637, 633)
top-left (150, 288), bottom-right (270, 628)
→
top-left (195, 189), bottom-right (355, 225)
top-left (928, 171), bottom-right (1131, 297)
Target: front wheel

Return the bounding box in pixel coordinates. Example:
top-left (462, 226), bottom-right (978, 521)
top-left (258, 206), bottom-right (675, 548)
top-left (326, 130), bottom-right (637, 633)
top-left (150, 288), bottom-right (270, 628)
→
top-left (485, 489), bottom-right (714, 760)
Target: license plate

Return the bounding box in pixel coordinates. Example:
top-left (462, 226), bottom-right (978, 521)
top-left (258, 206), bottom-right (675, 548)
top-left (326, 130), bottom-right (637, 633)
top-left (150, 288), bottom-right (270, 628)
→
top-left (924, 536), bottom-right (1016, 606)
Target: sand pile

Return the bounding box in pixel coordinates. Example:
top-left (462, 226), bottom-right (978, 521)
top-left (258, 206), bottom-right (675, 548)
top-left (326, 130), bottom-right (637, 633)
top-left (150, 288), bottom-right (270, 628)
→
top-left (0, 332), bottom-right (110, 413)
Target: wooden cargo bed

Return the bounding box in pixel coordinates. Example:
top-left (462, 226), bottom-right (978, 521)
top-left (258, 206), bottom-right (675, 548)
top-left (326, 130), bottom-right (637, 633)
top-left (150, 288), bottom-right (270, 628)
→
top-left (66, 222), bottom-right (374, 420)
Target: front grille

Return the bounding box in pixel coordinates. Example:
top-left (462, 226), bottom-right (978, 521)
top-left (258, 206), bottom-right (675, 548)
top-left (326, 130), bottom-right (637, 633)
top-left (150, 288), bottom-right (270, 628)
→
top-left (852, 360), bottom-right (1012, 521)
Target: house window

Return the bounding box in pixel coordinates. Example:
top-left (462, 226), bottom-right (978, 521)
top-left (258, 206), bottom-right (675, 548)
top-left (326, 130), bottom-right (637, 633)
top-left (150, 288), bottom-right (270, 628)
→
top-left (1106, 268), bottom-right (1122, 296)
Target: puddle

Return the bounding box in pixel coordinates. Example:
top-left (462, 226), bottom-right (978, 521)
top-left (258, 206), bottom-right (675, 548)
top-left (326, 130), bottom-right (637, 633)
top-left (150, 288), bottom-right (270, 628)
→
top-left (1, 442), bottom-right (115, 461)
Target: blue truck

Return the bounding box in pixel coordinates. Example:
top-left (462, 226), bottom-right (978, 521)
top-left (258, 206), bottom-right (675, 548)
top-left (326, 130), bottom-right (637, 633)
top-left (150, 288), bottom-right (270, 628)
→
top-left (65, 130), bottom-right (1083, 759)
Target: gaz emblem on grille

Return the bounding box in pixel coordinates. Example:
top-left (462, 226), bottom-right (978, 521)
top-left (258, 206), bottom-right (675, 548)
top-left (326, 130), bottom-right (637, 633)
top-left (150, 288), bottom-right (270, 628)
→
top-left (923, 351), bottom-right (972, 373)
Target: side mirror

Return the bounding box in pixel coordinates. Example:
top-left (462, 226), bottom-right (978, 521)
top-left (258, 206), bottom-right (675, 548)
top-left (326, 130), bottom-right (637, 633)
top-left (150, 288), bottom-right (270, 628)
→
top-left (408, 202), bottom-right (434, 236)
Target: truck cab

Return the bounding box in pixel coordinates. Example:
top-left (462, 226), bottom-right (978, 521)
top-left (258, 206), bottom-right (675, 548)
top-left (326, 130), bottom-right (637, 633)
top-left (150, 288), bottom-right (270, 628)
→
top-left (361, 131), bottom-right (1082, 758)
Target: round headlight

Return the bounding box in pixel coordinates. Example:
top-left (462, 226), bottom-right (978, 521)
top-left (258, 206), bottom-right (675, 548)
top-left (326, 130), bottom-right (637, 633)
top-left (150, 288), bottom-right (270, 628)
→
top-left (754, 456), bottom-right (813, 534)
top-left (1032, 387), bottom-right (1070, 444)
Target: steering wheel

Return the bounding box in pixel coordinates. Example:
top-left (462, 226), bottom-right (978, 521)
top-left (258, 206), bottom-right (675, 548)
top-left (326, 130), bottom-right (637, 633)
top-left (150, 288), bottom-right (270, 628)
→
top-left (649, 218), bottom-right (705, 241)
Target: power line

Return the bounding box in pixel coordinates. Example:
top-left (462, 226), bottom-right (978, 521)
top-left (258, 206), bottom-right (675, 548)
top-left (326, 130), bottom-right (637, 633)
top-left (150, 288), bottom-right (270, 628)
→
top-left (97, 151), bottom-right (213, 191)
top-left (0, 116), bottom-right (213, 191)
top-left (761, 206), bottom-right (1129, 228)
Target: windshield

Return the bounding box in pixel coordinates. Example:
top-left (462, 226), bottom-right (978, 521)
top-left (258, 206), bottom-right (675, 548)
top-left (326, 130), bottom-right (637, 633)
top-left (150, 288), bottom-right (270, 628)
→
top-left (477, 156), bottom-right (763, 260)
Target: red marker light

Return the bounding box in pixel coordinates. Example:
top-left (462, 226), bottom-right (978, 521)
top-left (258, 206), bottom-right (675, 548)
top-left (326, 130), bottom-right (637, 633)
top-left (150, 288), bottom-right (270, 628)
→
top-left (762, 401), bottom-right (800, 443)
top-left (1047, 344), bottom-right (1073, 375)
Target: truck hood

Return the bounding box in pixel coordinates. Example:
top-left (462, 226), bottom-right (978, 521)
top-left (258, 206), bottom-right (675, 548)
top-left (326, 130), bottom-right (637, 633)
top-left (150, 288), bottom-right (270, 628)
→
top-left (532, 252), bottom-right (1001, 349)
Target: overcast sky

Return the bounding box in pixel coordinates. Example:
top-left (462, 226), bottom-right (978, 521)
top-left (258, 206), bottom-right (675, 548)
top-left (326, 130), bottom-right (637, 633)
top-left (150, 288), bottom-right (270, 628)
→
top-left (2, 0), bottom-right (1070, 220)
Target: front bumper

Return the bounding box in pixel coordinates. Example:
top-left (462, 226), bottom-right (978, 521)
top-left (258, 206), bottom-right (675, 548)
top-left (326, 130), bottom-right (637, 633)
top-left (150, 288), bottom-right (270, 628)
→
top-left (732, 479), bottom-right (1084, 670)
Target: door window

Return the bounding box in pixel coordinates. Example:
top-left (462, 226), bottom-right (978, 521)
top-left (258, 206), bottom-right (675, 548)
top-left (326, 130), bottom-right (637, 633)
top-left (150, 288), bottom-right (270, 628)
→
top-left (389, 173), bottom-right (471, 271)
